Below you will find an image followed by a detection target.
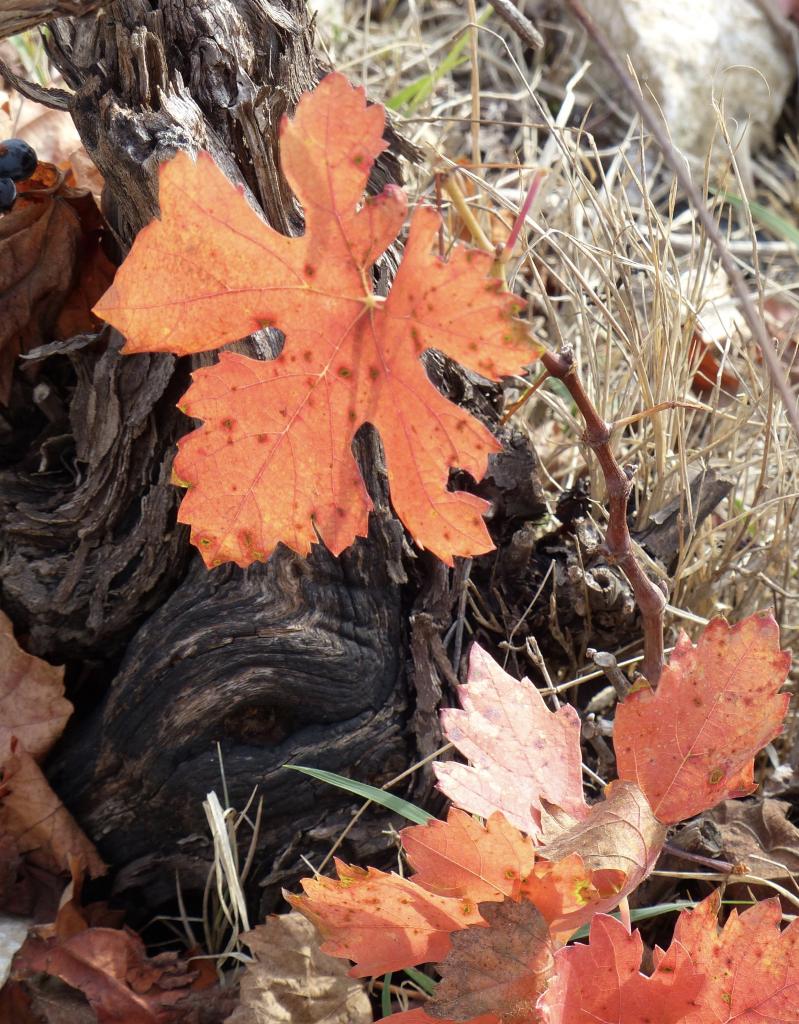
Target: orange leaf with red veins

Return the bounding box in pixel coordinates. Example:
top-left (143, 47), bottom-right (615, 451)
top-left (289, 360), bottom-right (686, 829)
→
top-left (401, 808), bottom-right (535, 903)
top-left (615, 612), bottom-right (790, 824)
top-left (287, 858), bottom-right (483, 977)
top-left (0, 610), bottom-right (71, 761)
top-left (433, 644), bottom-right (588, 839)
top-left (427, 899), bottom-right (555, 1023)
top-left (536, 782), bottom-right (666, 931)
top-left (539, 914), bottom-right (704, 1024)
top-left (662, 891), bottom-right (799, 1023)
top-left (94, 73), bottom-right (537, 568)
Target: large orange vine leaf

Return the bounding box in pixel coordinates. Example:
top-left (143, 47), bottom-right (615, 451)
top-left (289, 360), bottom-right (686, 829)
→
top-left (662, 891), bottom-right (799, 1022)
top-left (539, 913), bottom-right (703, 1024)
top-left (93, 73), bottom-right (537, 568)
top-left (401, 808), bottom-right (536, 903)
top-left (286, 859), bottom-right (483, 977)
top-left (615, 612), bottom-right (790, 824)
top-left (433, 644), bottom-right (589, 838)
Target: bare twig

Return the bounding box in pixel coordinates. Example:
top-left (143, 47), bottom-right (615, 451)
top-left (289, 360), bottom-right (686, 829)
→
top-left (0, 0), bottom-right (101, 39)
top-left (563, 0), bottom-right (799, 440)
top-left (541, 347), bottom-right (667, 683)
top-left (585, 648), bottom-right (630, 700)
top-left (485, 0), bottom-right (544, 49)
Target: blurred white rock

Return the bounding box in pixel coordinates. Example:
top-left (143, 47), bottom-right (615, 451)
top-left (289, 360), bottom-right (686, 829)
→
top-left (0, 914), bottom-right (31, 987)
top-left (579, 0), bottom-right (796, 182)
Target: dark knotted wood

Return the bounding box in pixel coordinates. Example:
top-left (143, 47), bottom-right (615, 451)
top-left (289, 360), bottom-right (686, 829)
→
top-left (0, 0), bottom-right (420, 915)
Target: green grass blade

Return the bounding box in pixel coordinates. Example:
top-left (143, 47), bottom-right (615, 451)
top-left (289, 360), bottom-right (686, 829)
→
top-left (381, 973), bottom-right (393, 1017)
top-left (570, 901), bottom-right (697, 940)
top-left (285, 765), bottom-right (433, 824)
top-left (387, 7), bottom-right (491, 113)
top-left (403, 966), bottom-right (437, 996)
top-left (716, 190), bottom-right (799, 246)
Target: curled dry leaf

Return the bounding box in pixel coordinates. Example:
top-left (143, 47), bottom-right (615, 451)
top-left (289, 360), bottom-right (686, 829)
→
top-left (224, 911), bottom-right (372, 1024)
top-left (94, 72), bottom-right (537, 568)
top-left (427, 899), bottom-right (554, 1024)
top-left (539, 913), bottom-right (703, 1024)
top-left (615, 612), bottom-right (790, 824)
top-left (11, 926), bottom-right (195, 1024)
top-left (434, 645), bottom-right (588, 839)
top-left (662, 891), bottom-right (799, 1022)
top-left (288, 859), bottom-right (482, 978)
top-left (536, 781), bottom-right (666, 930)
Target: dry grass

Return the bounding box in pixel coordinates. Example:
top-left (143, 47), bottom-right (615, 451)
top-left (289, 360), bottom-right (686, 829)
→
top-left (318, 0), bottom-right (799, 657)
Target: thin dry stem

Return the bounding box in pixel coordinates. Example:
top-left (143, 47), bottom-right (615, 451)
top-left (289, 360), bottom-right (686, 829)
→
top-left (541, 346), bottom-right (667, 683)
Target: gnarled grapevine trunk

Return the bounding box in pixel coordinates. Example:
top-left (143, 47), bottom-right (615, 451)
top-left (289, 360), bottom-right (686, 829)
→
top-left (0, 0), bottom-right (422, 915)
top-left (0, 0), bottom-right (616, 919)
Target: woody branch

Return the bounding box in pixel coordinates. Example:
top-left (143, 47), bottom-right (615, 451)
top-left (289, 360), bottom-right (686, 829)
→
top-left (540, 346), bottom-right (666, 684)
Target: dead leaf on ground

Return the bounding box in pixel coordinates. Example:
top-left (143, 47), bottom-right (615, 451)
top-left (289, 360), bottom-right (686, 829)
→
top-left (427, 900), bottom-right (554, 1023)
top-left (0, 162), bottom-right (114, 404)
top-left (434, 644), bottom-right (589, 840)
top-left (11, 926), bottom-right (197, 1024)
top-left (707, 798), bottom-right (799, 879)
top-left (224, 911), bottom-right (372, 1024)
top-left (0, 610), bottom-right (70, 761)
top-left (0, 614), bottom-right (103, 881)
top-left (0, 742), bottom-right (105, 879)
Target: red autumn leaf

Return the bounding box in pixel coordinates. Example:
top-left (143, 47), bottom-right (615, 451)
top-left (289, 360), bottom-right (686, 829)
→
top-left (426, 899), bottom-right (554, 1023)
top-left (93, 73), bottom-right (537, 568)
top-left (614, 612), bottom-right (790, 824)
top-left (539, 913), bottom-right (704, 1024)
top-left (661, 891), bottom-right (799, 1022)
top-left (434, 644), bottom-right (589, 839)
top-left (401, 808), bottom-right (536, 903)
top-left (287, 858), bottom-right (483, 977)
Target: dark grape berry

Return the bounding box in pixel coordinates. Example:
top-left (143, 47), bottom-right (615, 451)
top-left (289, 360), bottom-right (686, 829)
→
top-left (0, 138), bottom-right (38, 182)
top-left (0, 178), bottom-right (16, 212)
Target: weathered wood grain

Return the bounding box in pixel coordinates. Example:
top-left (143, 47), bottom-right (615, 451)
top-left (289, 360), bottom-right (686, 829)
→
top-left (0, 0), bottom-right (102, 40)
